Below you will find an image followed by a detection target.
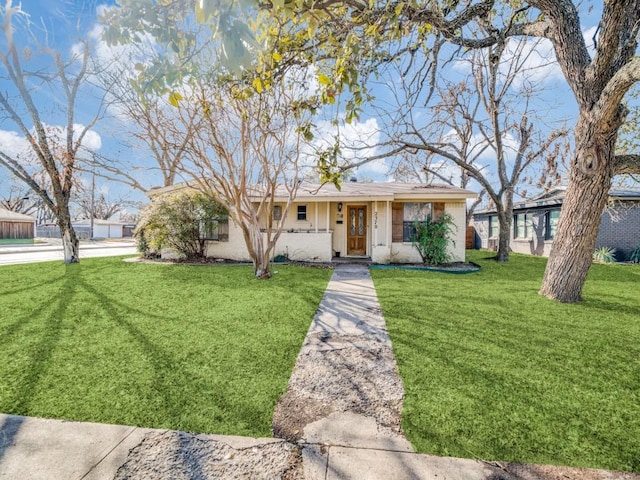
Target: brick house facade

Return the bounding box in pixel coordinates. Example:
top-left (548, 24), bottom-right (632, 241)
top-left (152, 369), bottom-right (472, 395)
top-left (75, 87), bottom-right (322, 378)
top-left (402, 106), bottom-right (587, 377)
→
top-left (472, 188), bottom-right (640, 260)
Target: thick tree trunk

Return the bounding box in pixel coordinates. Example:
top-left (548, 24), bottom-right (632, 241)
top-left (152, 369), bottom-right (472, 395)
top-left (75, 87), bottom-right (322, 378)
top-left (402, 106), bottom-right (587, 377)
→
top-left (496, 209), bottom-right (513, 262)
top-left (240, 219), bottom-right (272, 279)
top-left (58, 214), bottom-right (80, 264)
top-left (496, 200), bottom-right (513, 262)
top-left (540, 125), bottom-right (615, 302)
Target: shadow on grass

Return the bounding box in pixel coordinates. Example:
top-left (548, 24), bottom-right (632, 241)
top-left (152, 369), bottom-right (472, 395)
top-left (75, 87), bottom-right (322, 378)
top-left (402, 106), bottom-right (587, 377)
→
top-left (8, 265), bottom-right (78, 415)
top-left (74, 277), bottom-right (189, 429)
top-left (0, 276), bottom-right (66, 298)
top-left (2, 262), bottom-right (187, 429)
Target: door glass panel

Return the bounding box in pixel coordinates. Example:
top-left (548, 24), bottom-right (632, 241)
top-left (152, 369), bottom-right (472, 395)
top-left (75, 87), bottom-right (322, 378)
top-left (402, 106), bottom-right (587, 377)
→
top-left (358, 208), bottom-right (364, 235)
top-left (350, 209), bottom-right (356, 235)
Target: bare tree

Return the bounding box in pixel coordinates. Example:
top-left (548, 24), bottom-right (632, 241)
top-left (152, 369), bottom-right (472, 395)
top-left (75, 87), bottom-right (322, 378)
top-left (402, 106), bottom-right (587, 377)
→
top-left (0, 180), bottom-right (37, 215)
top-left (176, 78), bottom-right (309, 278)
top-left (371, 38), bottom-right (567, 260)
top-left (0, 1), bottom-right (104, 262)
top-left (389, 150), bottom-right (487, 228)
top-left (94, 48), bottom-right (202, 189)
top-left (74, 192), bottom-right (134, 221)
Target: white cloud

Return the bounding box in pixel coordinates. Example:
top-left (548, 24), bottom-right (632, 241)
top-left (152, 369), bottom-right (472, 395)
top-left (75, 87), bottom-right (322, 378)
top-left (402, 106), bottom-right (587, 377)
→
top-left (0, 124), bottom-right (102, 161)
top-left (303, 117), bottom-right (387, 180)
top-left (453, 37), bottom-right (563, 90)
top-left (452, 25), bottom-right (599, 91)
top-left (77, 125), bottom-right (102, 150)
top-left (439, 127), bottom-right (522, 179)
top-left (0, 129), bottom-right (31, 159)
top-left (500, 37), bottom-right (564, 88)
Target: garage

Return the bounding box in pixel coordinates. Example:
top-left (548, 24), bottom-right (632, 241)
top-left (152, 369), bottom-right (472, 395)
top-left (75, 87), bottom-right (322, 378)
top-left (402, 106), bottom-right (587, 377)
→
top-left (0, 208), bottom-right (36, 244)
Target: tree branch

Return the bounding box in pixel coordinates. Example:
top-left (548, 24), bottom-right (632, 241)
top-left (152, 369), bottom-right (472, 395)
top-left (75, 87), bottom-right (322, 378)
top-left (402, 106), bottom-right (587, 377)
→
top-left (613, 154), bottom-right (640, 175)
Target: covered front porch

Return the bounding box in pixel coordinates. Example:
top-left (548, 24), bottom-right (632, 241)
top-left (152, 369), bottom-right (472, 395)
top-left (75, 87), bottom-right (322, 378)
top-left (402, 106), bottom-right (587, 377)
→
top-left (270, 200), bottom-right (388, 262)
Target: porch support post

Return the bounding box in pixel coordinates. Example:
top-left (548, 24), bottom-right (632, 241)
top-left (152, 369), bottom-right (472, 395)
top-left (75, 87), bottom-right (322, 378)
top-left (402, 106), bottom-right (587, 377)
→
top-left (315, 202), bottom-right (319, 233)
top-left (387, 201), bottom-right (392, 246)
top-left (326, 202), bottom-right (330, 233)
top-left (373, 201), bottom-right (378, 246)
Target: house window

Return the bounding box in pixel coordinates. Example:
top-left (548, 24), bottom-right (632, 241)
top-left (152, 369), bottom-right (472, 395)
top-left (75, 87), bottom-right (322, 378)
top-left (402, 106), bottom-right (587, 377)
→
top-left (545, 210), bottom-right (560, 240)
top-left (390, 202), bottom-right (434, 242)
top-left (201, 216), bottom-right (229, 241)
top-left (513, 213), bottom-right (532, 239)
top-left (297, 205), bottom-right (307, 221)
top-left (273, 205), bottom-right (282, 221)
top-left (489, 215), bottom-right (499, 238)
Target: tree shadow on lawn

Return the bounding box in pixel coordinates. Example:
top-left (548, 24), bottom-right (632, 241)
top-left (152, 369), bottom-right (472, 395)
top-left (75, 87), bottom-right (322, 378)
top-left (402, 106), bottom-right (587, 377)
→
top-left (2, 264), bottom-right (196, 431)
top-left (5, 266), bottom-right (78, 416)
top-left (78, 278), bottom-right (188, 427)
top-left (581, 295), bottom-right (640, 317)
top-left (0, 275), bottom-right (67, 298)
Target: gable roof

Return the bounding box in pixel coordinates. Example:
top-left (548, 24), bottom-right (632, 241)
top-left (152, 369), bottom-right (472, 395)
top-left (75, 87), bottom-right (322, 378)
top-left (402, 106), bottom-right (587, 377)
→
top-left (474, 187), bottom-right (640, 215)
top-left (0, 207), bottom-right (36, 222)
top-left (284, 182), bottom-right (476, 201)
top-left (148, 181), bottom-right (476, 202)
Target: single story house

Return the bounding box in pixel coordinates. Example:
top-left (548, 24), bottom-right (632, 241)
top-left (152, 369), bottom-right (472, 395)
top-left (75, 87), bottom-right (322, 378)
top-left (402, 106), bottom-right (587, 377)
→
top-left (472, 187), bottom-right (640, 259)
top-left (0, 207), bottom-right (36, 244)
top-left (72, 219), bottom-right (136, 239)
top-left (148, 181), bottom-right (477, 263)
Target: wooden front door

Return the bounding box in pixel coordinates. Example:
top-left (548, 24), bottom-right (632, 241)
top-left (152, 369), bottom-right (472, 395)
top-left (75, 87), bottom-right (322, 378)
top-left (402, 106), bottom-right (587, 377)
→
top-left (347, 205), bottom-right (367, 256)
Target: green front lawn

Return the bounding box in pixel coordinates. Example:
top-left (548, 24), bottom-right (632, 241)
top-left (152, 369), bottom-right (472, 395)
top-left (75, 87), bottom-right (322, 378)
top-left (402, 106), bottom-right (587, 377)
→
top-left (0, 257), bottom-right (331, 437)
top-left (372, 251), bottom-right (640, 472)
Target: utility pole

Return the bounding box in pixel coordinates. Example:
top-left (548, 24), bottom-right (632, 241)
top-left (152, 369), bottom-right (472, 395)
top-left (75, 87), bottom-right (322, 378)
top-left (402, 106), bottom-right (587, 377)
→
top-left (89, 168), bottom-right (95, 240)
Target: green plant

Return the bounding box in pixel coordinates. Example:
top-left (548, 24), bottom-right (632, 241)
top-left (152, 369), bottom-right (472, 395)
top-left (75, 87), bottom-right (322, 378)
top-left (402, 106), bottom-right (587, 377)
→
top-left (136, 228), bottom-right (150, 256)
top-left (628, 245), bottom-right (640, 263)
top-left (411, 213), bottom-right (455, 265)
top-left (135, 191), bottom-right (227, 259)
top-left (592, 246), bottom-right (617, 263)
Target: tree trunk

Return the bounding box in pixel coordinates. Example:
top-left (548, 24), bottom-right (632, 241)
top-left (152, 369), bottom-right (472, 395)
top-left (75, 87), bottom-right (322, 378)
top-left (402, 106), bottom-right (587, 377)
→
top-left (240, 219), bottom-right (272, 279)
top-left (496, 214), bottom-right (510, 261)
top-left (496, 200), bottom-right (513, 262)
top-left (540, 125), bottom-right (615, 302)
top-left (58, 214), bottom-right (80, 264)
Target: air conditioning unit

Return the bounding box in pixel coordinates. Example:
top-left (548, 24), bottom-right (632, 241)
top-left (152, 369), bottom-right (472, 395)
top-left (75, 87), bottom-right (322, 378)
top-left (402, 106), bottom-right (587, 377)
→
top-left (487, 239), bottom-right (498, 251)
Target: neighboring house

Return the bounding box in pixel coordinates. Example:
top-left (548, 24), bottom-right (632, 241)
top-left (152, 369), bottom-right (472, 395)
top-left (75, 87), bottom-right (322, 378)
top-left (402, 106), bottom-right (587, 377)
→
top-left (72, 219), bottom-right (136, 239)
top-left (473, 187), bottom-right (640, 259)
top-left (148, 182), bottom-right (477, 263)
top-left (0, 208), bottom-right (36, 244)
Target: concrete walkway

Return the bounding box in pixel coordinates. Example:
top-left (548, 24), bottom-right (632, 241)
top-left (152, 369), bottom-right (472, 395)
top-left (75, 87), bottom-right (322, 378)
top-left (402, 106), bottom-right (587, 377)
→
top-left (1, 264), bottom-right (638, 479)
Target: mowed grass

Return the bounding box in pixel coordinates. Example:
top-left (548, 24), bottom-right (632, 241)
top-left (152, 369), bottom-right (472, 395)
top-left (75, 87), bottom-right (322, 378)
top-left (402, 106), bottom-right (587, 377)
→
top-left (0, 257), bottom-right (331, 437)
top-left (372, 251), bottom-right (640, 472)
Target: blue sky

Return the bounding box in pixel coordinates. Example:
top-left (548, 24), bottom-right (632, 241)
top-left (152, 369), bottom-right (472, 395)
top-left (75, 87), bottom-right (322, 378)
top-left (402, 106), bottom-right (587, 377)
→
top-left (1, 0), bottom-right (637, 217)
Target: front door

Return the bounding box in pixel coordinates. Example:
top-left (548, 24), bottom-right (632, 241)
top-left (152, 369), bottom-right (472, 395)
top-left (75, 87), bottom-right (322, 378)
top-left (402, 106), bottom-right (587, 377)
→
top-left (347, 205), bottom-right (367, 256)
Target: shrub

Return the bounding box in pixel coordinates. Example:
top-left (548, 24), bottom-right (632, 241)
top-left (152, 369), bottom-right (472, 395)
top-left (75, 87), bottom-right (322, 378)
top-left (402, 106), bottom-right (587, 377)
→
top-left (411, 213), bottom-right (455, 265)
top-left (135, 191), bottom-right (227, 260)
top-left (592, 246), bottom-right (617, 264)
top-left (629, 245), bottom-right (640, 264)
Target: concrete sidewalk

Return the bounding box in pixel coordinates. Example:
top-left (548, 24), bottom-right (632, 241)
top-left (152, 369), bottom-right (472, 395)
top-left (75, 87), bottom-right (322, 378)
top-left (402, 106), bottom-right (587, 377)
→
top-left (0, 414), bottom-right (298, 480)
top-left (2, 414), bottom-right (636, 480)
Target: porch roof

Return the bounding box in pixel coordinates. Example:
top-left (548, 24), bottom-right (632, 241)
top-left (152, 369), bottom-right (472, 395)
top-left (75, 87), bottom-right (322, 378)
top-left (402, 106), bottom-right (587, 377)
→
top-left (279, 182), bottom-right (477, 202)
top-left (148, 181), bottom-right (476, 203)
